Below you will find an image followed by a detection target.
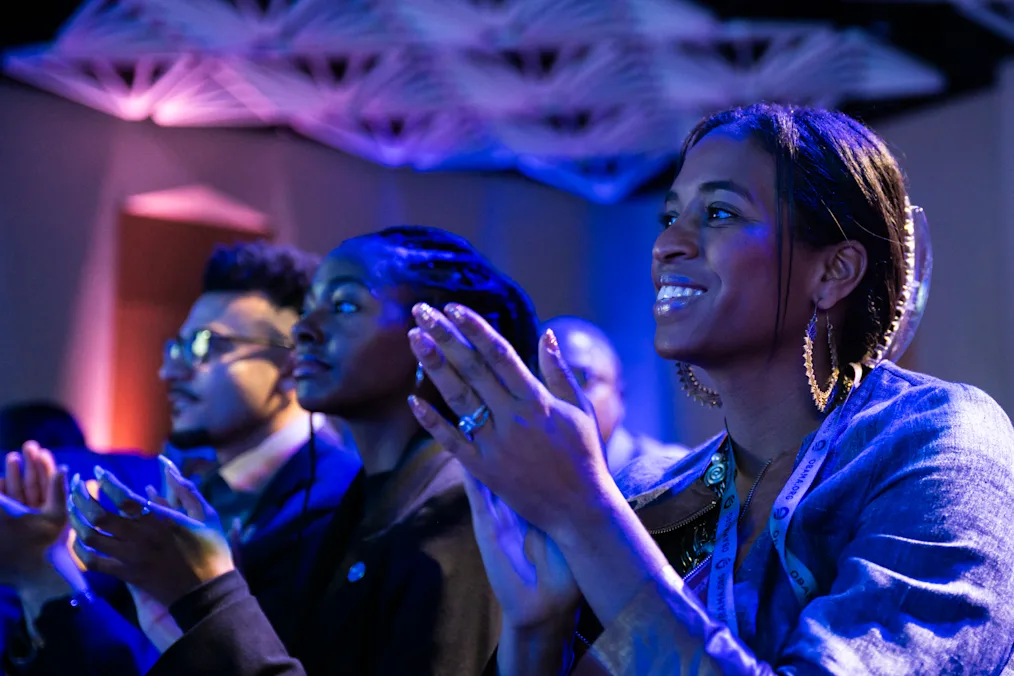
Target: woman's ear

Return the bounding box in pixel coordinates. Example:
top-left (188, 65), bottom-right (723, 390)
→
top-left (814, 241), bottom-right (867, 312)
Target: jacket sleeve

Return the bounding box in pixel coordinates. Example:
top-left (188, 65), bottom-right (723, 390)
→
top-left (581, 384), bottom-right (1014, 675)
top-left (148, 570), bottom-right (307, 676)
top-left (3, 593), bottom-right (159, 676)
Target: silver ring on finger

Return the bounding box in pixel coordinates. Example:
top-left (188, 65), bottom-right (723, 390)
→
top-left (457, 404), bottom-right (491, 442)
top-left (129, 500), bottom-right (152, 519)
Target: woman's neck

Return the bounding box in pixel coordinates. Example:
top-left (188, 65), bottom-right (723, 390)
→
top-left (705, 349), bottom-right (825, 479)
top-left (346, 401), bottom-right (424, 476)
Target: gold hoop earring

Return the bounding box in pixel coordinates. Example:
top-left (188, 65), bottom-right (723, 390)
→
top-left (803, 308), bottom-right (839, 413)
top-left (676, 362), bottom-right (722, 407)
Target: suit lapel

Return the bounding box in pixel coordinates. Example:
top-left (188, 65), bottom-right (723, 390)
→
top-left (239, 430), bottom-right (358, 574)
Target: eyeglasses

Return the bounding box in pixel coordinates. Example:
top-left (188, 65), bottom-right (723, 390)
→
top-left (164, 329), bottom-right (293, 368)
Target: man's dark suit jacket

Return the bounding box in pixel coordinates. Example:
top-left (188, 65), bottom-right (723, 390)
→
top-left (2, 426), bottom-right (359, 675)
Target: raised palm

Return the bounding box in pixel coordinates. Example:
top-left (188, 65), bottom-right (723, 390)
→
top-left (0, 443), bottom-right (69, 587)
top-left (464, 474), bottom-right (580, 630)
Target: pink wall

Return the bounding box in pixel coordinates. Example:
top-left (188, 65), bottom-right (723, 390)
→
top-left (1, 73), bottom-right (1012, 451)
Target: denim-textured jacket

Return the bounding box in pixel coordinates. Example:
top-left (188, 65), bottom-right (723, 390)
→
top-left (586, 362), bottom-right (1014, 675)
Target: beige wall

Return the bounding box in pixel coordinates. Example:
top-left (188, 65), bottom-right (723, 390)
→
top-left (879, 86), bottom-right (1009, 411)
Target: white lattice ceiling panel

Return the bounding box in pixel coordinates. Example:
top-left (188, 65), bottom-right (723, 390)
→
top-left (627, 0), bottom-right (720, 39)
top-left (147, 58), bottom-right (266, 126)
top-left (518, 153), bottom-right (678, 204)
top-left (394, 0), bottom-right (626, 48)
top-left (287, 0), bottom-right (409, 53)
top-left (3, 0), bottom-right (947, 203)
top-left (49, 0), bottom-right (188, 58)
top-left (448, 42), bottom-right (656, 114)
top-left (293, 105), bottom-right (498, 170)
top-left (138, 0), bottom-right (301, 52)
top-left (5, 51), bottom-right (198, 121)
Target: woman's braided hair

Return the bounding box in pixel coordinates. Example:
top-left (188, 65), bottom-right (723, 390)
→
top-left (361, 225), bottom-right (540, 371)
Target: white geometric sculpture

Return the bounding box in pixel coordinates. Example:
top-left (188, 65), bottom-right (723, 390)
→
top-left (3, 0), bottom-right (946, 203)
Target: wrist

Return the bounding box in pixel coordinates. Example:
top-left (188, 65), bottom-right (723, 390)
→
top-left (545, 477), bottom-right (627, 551)
top-left (544, 482), bottom-right (672, 629)
top-left (503, 609), bottom-right (577, 640)
top-left (498, 618), bottom-right (576, 676)
top-left (17, 548), bottom-right (89, 621)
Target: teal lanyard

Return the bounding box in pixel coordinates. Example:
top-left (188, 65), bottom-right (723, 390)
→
top-left (706, 437), bottom-right (741, 635)
top-left (767, 411), bottom-right (841, 605)
top-left (708, 404), bottom-right (843, 632)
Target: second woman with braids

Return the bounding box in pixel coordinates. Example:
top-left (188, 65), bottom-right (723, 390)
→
top-left (67, 226), bottom-right (541, 675)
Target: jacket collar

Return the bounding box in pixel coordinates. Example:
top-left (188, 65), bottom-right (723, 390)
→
top-left (618, 433), bottom-right (724, 509)
top-left (242, 424), bottom-right (359, 541)
top-left (218, 414), bottom-right (322, 493)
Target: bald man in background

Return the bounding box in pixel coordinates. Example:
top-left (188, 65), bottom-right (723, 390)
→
top-left (542, 316), bottom-right (689, 477)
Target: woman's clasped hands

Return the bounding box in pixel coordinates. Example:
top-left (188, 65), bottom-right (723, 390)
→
top-left (67, 456), bottom-right (235, 609)
top-left (406, 303), bottom-right (630, 644)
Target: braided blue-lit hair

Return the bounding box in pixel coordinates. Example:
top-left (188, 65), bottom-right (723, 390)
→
top-left (356, 225), bottom-right (541, 371)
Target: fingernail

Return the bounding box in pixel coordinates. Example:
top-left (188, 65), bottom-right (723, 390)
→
top-left (544, 328), bottom-right (560, 355)
top-left (145, 485), bottom-right (158, 500)
top-left (414, 303), bottom-right (437, 328)
top-left (408, 328), bottom-right (434, 356)
top-left (71, 473), bottom-right (82, 491)
top-left (93, 465), bottom-right (106, 482)
top-left (407, 395), bottom-right (427, 419)
top-left (445, 304), bottom-right (465, 322)
top-left (158, 455), bottom-right (178, 473)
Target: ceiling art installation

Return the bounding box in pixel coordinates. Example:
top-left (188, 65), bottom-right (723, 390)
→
top-left (4, 0), bottom-right (948, 203)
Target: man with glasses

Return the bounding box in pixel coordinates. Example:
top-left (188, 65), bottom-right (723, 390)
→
top-left (542, 316), bottom-right (689, 478)
top-left (3, 241), bottom-right (360, 674)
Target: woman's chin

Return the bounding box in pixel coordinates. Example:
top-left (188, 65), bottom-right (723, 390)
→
top-left (295, 383), bottom-right (339, 415)
top-left (654, 330), bottom-right (696, 362)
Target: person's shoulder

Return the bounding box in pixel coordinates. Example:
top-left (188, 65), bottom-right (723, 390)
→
top-left (840, 362), bottom-right (1014, 469)
top-left (857, 363), bottom-right (1010, 434)
top-left (637, 435), bottom-right (692, 463)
